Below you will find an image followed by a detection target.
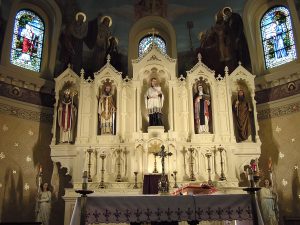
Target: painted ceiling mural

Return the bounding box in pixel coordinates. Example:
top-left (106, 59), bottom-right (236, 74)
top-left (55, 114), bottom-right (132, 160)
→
top-left (72, 0), bottom-right (246, 53)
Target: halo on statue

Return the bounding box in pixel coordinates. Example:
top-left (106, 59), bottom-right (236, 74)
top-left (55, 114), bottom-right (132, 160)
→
top-left (75, 12), bottom-right (87, 22)
top-left (101, 16), bottom-right (112, 27)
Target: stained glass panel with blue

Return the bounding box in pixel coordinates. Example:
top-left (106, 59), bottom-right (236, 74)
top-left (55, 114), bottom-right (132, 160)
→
top-left (10, 9), bottom-right (44, 72)
top-left (138, 35), bottom-right (166, 57)
top-left (261, 6), bottom-right (297, 69)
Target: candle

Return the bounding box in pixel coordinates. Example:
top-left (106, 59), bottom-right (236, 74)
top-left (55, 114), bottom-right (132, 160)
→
top-left (82, 171), bottom-right (88, 190)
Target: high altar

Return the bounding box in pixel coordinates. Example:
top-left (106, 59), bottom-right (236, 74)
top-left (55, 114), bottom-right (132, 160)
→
top-left (50, 41), bottom-right (261, 224)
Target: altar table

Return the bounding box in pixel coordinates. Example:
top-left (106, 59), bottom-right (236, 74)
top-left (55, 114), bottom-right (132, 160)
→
top-left (70, 194), bottom-right (255, 224)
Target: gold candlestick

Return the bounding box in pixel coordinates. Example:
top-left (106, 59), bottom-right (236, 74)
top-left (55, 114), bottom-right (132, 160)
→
top-left (188, 147), bottom-right (196, 181)
top-left (115, 147), bottom-right (122, 182)
top-left (133, 171), bottom-right (138, 189)
top-left (99, 152), bottom-right (106, 189)
top-left (218, 146), bottom-right (226, 181)
top-left (87, 147), bottom-right (93, 182)
top-left (205, 151), bottom-right (212, 185)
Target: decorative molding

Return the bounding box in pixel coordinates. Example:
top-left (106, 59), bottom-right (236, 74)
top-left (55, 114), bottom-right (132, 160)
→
top-left (257, 101), bottom-right (300, 120)
top-left (255, 79), bottom-right (300, 104)
top-left (0, 102), bottom-right (53, 123)
top-left (147, 55), bottom-right (162, 62)
top-left (0, 81), bottom-right (55, 108)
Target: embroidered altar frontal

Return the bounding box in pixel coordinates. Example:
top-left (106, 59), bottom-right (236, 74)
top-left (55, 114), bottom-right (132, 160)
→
top-left (71, 194), bottom-right (253, 224)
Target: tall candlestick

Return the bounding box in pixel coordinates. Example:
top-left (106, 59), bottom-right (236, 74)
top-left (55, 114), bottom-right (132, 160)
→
top-left (188, 147), bottom-right (196, 181)
top-left (87, 147), bottom-right (93, 182)
top-left (115, 147), bottom-right (122, 182)
top-left (133, 171), bottom-right (138, 189)
top-left (99, 152), bottom-right (106, 189)
top-left (218, 146), bottom-right (226, 181)
top-left (205, 151), bottom-right (213, 185)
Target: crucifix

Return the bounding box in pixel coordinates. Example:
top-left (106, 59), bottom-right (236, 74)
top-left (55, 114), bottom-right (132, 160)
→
top-left (157, 145), bottom-right (172, 194)
top-left (148, 28), bottom-right (159, 44)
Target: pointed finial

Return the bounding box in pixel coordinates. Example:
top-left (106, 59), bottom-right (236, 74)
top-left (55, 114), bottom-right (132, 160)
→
top-left (106, 54), bottom-right (111, 64)
top-left (197, 53), bottom-right (202, 62)
top-left (80, 68), bottom-right (85, 78)
top-left (68, 63), bottom-right (71, 68)
top-left (224, 66), bottom-right (229, 76)
top-left (238, 61), bottom-right (242, 66)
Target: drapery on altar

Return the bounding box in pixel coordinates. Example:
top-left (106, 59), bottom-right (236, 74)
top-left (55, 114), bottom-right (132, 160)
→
top-left (70, 194), bottom-right (255, 224)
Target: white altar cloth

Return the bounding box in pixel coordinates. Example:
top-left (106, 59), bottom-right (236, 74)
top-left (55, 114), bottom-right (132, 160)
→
top-left (70, 194), bottom-right (254, 224)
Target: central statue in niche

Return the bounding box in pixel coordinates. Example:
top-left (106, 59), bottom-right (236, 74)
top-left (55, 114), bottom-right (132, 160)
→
top-left (145, 77), bottom-right (164, 126)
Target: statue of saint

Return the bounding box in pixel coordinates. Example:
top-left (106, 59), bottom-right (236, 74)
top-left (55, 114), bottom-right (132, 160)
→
top-left (58, 89), bottom-right (77, 143)
top-left (194, 84), bottom-right (211, 133)
top-left (145, 78), bottom-right (164, 126)
top-left (36, 183), bottom-right (51, 225)
top-left (259, 179), bottom-right (278, 225)
top-left (98, 83), bottom-right (116, 135)
top-left (232, 89), bottom-right (252, 142)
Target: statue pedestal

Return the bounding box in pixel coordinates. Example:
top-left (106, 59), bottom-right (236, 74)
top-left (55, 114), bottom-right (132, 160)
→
top-left (147, 126), bottom-right (164, 138)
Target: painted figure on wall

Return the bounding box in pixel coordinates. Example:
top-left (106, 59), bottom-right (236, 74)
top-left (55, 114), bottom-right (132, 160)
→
top-left (60, 12), bottom-right (88, 74)
top-left (36, 183), bottom-right (51, 225)
top-left (232, 89), bottom-right (252, 142)
top-left (259, 179), bottom-right (278, 225)
top-left (145, 78), bottom-right (164, 126)
top-left (98, 83), bottom-right (116, 135)
top-left (194, 84), bottom-right (211, 133)
top-left (58, 88), bottom-right (77, 143)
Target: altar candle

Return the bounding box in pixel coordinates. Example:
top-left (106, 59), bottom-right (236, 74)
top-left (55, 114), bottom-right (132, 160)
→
top-left (82, 171), bottom-right (88, 190)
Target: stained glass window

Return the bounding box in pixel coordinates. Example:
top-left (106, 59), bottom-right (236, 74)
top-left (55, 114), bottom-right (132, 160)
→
top-left (138, 35), bottom-right (166, 57)
top-left (261, 6), bottom-right (297, 69)
top-left (10, 9), bottom-right (45, 72)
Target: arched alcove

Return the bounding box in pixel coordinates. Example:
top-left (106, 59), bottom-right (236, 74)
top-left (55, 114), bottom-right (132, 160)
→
top-left (128, 15), bottom-right (177, 75)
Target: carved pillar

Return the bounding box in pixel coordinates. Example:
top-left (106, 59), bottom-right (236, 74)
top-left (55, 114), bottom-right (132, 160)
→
top-left (187, 84), bottom-right (195, 136)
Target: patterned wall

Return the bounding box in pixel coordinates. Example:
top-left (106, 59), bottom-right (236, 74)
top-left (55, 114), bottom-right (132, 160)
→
top-left (257, 100), bottom-right (300, 220)
top-left (0, 101), bottom-right (72, 224)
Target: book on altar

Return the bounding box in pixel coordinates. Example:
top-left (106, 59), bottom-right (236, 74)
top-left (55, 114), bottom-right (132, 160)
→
top-left (171, 183), bottom-right (217, 196)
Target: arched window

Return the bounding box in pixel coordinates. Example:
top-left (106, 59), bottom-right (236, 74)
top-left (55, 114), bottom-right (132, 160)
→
top-left (10, 9), bottom-right (45, 72)
top-left (260, 6), bottom-right (297, 69)
top-left (138, 35), bottom-right (166, 57)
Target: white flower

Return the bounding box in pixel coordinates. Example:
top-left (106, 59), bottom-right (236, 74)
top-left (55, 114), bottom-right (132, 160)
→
top-left (282, 179), bottom-right (288, 186)
top-left (26, 156), bottom-right (32, 162)
top-left (28, 129), bottom-right (34, 136)
top-left (14, 142), bottom-right (19, 147)
top-left (275, 126), bottom-right (282, 133)
top-left (24, 183), bottom-right (30, 191)
top-left (295, 165), bottom-right (299, 170)
top-left (12, 170), bottom-right (17, 174)
top-left (291, 138), bottom-right (296, 143)
top-left (0, 152), bottom-right (5, 159)
top-left (2, 124), bottom-right (8, 132)
top-left (279, 152), bottom-right (285, 159)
